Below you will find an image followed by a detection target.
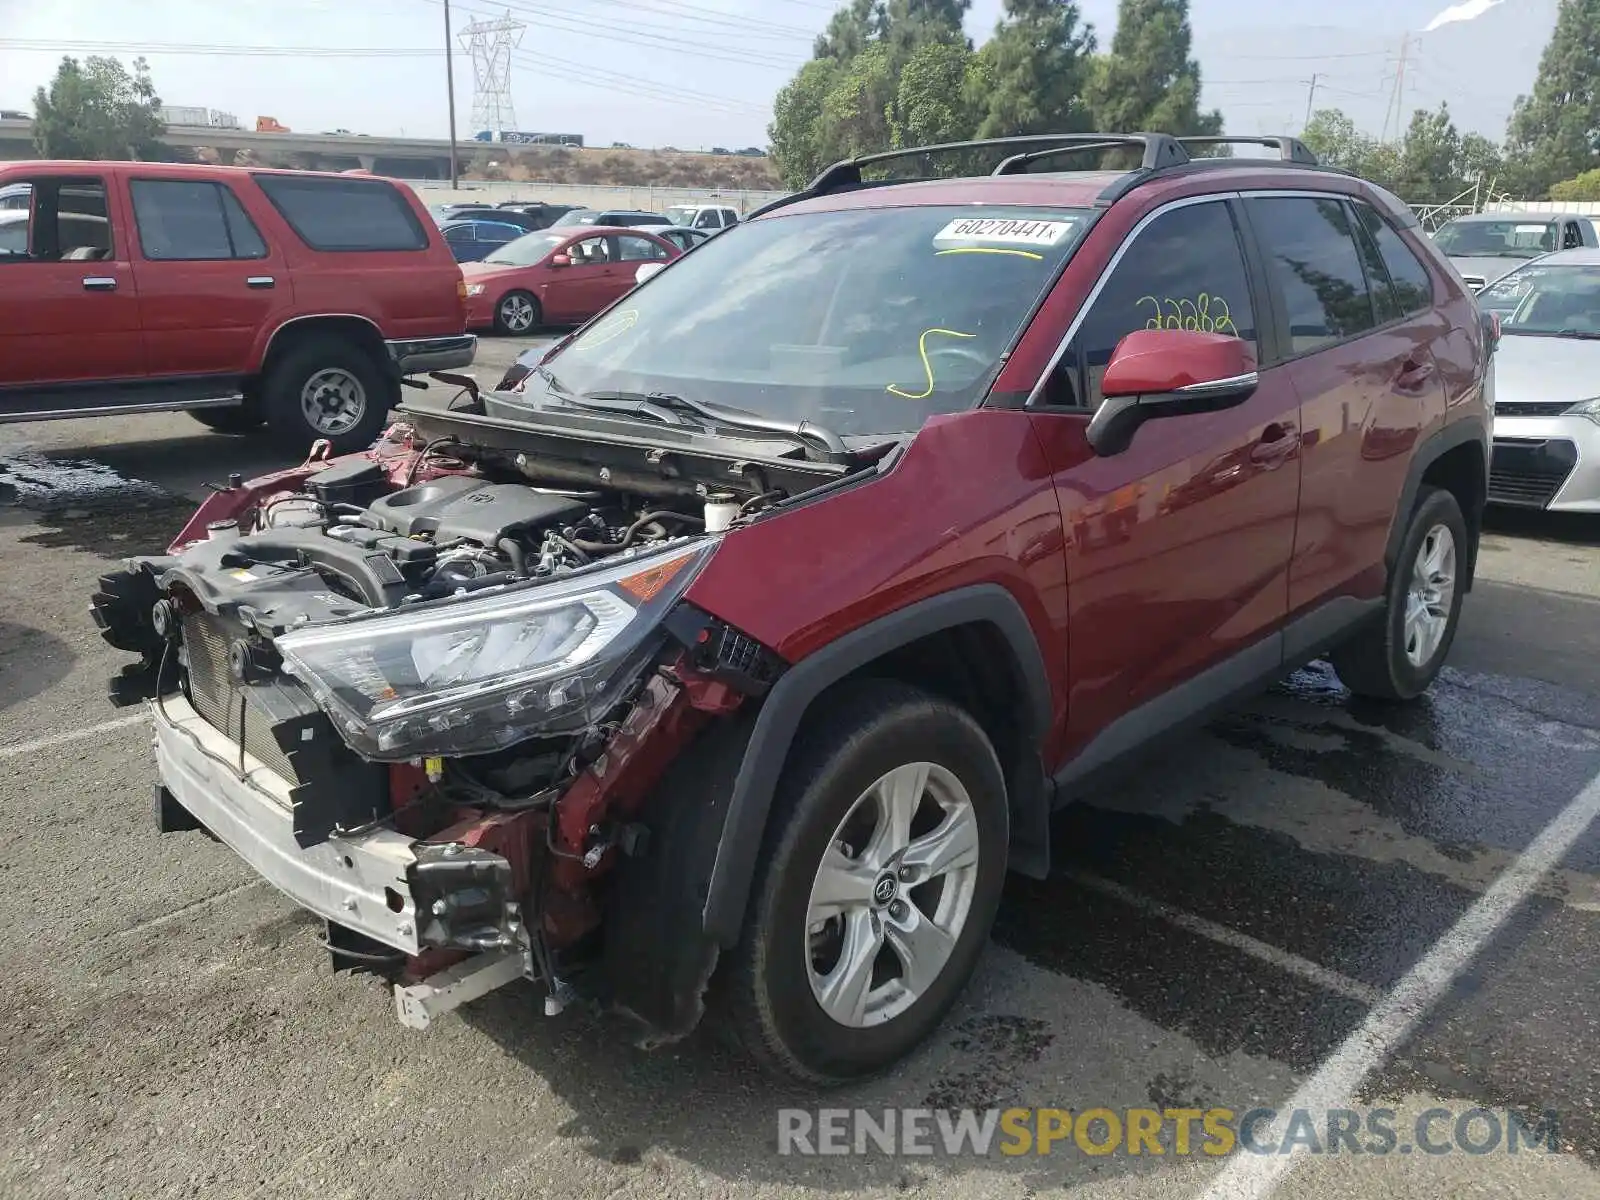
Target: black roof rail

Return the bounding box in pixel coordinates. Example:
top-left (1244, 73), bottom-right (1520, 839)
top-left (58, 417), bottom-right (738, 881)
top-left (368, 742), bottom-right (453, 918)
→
top-left (991, 133), bottom-right (1188, 175)
top-left (1175, 135), bottom-right (1320, 165)
top-left (742, 132), bottom-right (1192, 220)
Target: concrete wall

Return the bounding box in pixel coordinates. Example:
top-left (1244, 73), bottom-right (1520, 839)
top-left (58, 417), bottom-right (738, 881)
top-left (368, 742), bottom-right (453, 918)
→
top-left (400, 178), bottom-right (790, 214)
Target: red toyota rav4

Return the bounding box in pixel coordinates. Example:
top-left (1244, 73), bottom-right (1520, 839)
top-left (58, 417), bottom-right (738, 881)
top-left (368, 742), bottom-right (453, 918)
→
top-left (0, 161), bottom-right (474, 452)
top-left (93, 134), bottom-right (1492, 1084)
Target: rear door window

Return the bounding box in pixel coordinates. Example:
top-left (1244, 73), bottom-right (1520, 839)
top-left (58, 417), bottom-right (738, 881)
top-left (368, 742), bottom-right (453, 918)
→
top-left (615, 234), bottom-right (669, 262)
top-left (130, 180), bottom-right (268, 260)
top-left (252, 174), bottom-right (428, 252)
top-left (1246, 196), bottom-right (1378, 355)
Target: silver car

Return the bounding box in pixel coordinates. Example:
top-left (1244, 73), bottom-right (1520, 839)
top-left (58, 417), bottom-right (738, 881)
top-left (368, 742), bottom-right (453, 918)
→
top-left (1476, 248), bottom-right (1600, 512)
top-left (1432, 212), bottom-right (1598, 292)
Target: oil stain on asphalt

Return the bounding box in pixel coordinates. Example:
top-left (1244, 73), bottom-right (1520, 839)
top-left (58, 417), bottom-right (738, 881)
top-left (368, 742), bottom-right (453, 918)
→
top-left (1, 450), bottom-right (194, 556)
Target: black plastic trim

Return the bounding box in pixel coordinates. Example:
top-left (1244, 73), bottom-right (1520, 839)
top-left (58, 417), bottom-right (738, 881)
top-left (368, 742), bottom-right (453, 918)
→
top-left (1385, 416), bottom-right (1489, 590)
top-left (1054, 593), bottom-right (1380, 796)
top-left (700, 584), bottom-right (1055, 945)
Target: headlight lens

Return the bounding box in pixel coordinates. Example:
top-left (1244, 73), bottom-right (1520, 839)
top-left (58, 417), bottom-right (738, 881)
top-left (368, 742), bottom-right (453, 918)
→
top-left (465, 283), bottom-right (486, 297)
top-left (1565, 396), bottom-right (1600, 423)
top-left (276, 540), bottom-right (716, 759)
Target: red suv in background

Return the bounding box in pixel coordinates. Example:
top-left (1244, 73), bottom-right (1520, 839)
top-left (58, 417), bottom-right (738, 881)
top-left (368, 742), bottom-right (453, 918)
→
top-left (95, 133), bottom-right (1492, 1085)
top-left (0, 162), bottom-right (474, 452)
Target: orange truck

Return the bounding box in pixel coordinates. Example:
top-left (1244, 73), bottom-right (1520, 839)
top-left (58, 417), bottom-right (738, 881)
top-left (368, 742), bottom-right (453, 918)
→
top-left (255, 116), bottom-right (290, 133)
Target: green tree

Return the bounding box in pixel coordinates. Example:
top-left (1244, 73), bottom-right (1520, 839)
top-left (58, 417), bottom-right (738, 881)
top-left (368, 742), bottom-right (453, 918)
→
top-left (769, 58), bottom-right (843, 187)
top-left (1083, 0), bottom-right (1221, 137)
top-left (883, 0), bottom-right (971, 61)
top-left (1550, 166), bottom-right (1600, 200)
top-left (890, 40), bottom-right (980, 148)
top-left (1504, 0), bottom-right (1600, 196)
top-left (1301, 107), bottom-right (1400, 190)
top-left (813, 0), bottom-right (885, 62)
top-left (32, 55), bottom-right (166, 160)
top-left (818, 41), bottom-right (898, 163)
top-left (1394, 104), bottom-right (1466, 201)
top-left (971, 0), bottom-right (1097, 139)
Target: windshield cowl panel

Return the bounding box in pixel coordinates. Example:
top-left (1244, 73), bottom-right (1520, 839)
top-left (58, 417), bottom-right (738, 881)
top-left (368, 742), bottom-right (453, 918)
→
top-left (536, 205), bottom-right (1094, 440)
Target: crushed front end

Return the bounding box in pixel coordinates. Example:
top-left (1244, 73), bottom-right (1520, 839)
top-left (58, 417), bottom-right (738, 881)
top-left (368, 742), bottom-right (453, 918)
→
top-left (92, 417), bottom-right (793, 1032)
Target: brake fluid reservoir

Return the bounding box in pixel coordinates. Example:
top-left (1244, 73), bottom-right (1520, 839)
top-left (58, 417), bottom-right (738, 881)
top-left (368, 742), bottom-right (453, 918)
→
top-left (703, 493), bottom-right (739, 533)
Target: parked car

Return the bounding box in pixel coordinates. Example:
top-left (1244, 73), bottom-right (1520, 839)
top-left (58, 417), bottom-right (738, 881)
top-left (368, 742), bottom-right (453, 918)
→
top-left (550, 208), bottom-right (671, 229)
top-left (0, 161), bottom-right (474, 451)
top-left (460, 225), bottom-right (679, 333)
top-left (94, 132), bottom-right (1490, 1086)
top-left (663, 203), bottom-right (740, 233)
top-left (0, 181), bottom-right (31, 210)
top-left (1474, 249), bottom-right (1600, 511)
top-left (653, 225), bottom-right (712, 253)
top-left (428, 204), bottom-right (555, 232)
top-left (1431, 211), bottom-right (1598, 291)
top-left (439, 218), bottom-right (527, 263)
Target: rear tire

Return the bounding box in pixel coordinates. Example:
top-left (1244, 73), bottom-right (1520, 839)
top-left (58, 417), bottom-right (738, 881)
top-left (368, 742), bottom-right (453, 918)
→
top-left (493, 290), bottom-right (541, 335)
top-left (260, 335), bottom-right (395, 456)
top-left (188, 405), bottom-right (262, 434)
top-left (719, 679), bottom-right (1009, 1084)
top-left (1331, 485), bottom-right (1467, 700)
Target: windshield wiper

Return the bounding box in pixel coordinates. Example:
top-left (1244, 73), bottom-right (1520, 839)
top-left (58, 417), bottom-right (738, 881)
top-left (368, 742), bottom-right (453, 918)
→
top-left (584, 390), bottom-right (850, 455)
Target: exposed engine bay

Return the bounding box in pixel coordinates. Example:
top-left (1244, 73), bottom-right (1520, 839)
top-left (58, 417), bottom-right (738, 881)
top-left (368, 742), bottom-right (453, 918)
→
top-left (90, 402), bottom-right (844, 1036)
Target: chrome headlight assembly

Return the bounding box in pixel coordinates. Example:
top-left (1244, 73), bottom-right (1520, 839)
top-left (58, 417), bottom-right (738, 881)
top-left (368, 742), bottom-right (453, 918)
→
top-left (276, 540), bottom-right (717, 759)
top-left (1565, 396), bottom-right (1600, 424)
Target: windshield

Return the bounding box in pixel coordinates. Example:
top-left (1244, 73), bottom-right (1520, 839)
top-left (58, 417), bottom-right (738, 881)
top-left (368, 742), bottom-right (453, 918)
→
top-left (483, 231), bottom-right (567, 265)
top-left (1433, 218), bottom-right (1555, 258)
top-left (532, 205), bottom-right (1094, 438)
top-left (665, 206), bottom-right (697, 225)
top-left (552, 209), bottom-right (598, 226)
top-left (1477, 263), bottom-right (1600, 335)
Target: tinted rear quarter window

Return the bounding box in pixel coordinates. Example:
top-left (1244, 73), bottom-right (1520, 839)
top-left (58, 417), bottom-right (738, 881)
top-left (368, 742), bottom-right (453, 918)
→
top-left (1353, 201), bottom-right (1433, 315)
top-left (252, 175), bottom-right (428, 251)
top-left (1247, 196), bottom-right (1376, 354)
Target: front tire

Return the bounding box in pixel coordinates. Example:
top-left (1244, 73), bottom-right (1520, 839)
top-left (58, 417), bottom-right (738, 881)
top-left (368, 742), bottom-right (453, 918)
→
top-left (260, 336), bottom-right (395, 455)
top-left (721, 680), bottom-right (1009, 1084)
top-left (1331, 485), bottom-right (1468, 700)
top-left (494, 290), bottom-right (540, 335)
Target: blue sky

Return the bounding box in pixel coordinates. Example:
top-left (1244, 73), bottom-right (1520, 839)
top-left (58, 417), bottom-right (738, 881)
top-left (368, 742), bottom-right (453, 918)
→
top-left (0, 0), bottom-right (1562, 150)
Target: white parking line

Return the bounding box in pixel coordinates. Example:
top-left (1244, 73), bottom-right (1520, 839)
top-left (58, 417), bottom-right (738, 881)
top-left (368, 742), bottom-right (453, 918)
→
top-left (0, 710), bottom-right (149, 759)
top-left (1066, 870), bottom-right (1384, 1005)
top-left (1195, 763), bottom-right (1600, 1200)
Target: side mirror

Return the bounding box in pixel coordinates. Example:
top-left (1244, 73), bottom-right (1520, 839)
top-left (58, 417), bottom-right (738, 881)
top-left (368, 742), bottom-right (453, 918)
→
top-left (1086, 329), bottom-right (1258, 457)
top-left (634, 262), bottom-right (665, 285)
top-left (549, 253), bottom-right (571, 268)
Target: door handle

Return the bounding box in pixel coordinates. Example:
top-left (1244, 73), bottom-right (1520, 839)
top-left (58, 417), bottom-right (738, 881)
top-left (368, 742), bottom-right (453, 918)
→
top-left (245, 276), bottom-right (275, 289)
top-left (1250, 422), bottom-right (1298, 465)
top-left (81, 276), bottom-right (117, 291)
top-left (1395, 357), bottom-right (1435, 391)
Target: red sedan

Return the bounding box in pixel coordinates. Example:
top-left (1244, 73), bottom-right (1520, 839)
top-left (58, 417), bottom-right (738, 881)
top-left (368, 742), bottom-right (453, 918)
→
top-left (461, 225), bottom-right (680, 334)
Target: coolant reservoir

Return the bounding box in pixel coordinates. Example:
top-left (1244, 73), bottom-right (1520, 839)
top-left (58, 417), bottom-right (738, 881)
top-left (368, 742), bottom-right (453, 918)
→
top-left (703, 493), bottom-right (740, 533)
top-left (262, 495), bottom-right (323, 528)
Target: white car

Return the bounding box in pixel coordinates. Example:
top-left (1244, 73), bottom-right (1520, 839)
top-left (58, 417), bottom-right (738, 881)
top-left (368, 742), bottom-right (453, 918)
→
top-left (663, 203), bottom-right (740, 234)
top-left (1476, 248), bottom-right (1600, 512)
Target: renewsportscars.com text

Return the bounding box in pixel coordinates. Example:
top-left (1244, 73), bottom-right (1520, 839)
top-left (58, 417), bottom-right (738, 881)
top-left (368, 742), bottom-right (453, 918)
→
top-left (776, 1107), bottom-right (1562, 1158)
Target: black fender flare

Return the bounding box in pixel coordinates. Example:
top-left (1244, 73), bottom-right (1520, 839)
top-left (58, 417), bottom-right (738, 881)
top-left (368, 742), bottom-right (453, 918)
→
top-left (700, 583), bottom-right (1056, 947)
top-left (1383, 414), bottom-right (1490, 590)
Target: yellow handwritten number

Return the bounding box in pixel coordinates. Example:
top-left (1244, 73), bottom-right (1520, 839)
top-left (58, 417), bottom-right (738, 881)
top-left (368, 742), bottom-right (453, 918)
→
top-left (1136, 294), bottom-right (1237, 335)
top-left (887, 328), bottom-right (978, 399)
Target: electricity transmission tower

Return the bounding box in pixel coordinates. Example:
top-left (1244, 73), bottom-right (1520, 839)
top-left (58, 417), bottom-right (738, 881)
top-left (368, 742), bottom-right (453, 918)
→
top-left (460, 10), bottom-right (524, 135)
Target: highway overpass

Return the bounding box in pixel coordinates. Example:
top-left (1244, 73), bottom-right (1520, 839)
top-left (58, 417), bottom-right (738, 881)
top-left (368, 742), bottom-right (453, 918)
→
top-left (0, 119), bottom-right (462, 176)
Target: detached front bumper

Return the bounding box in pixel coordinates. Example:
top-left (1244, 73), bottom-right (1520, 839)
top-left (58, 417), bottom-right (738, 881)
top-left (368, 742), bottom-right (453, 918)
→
top-left (384, 334), bottom-right (477, 376)
top-left (1490, 414), bottom-right (1600, 512)
top-left (152, 693), bottom-right (422, 955)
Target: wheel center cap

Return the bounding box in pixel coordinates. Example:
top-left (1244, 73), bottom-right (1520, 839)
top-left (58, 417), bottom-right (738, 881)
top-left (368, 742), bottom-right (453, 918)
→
top-left (872, 873), bottom-right (898, 907)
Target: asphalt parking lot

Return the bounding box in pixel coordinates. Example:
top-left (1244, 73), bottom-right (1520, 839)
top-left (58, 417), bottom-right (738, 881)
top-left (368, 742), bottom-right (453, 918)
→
top-left (2, 332), bottom-right (1599, 1199)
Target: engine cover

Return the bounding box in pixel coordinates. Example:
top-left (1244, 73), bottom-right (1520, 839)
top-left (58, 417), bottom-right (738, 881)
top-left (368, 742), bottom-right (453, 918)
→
top-left (366, 478), bottom-right (588, 545)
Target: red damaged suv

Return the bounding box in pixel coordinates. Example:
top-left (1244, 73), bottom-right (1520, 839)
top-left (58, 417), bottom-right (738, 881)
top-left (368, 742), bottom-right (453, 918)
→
top-left (93, 133), bottom-right (1492, 1083)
